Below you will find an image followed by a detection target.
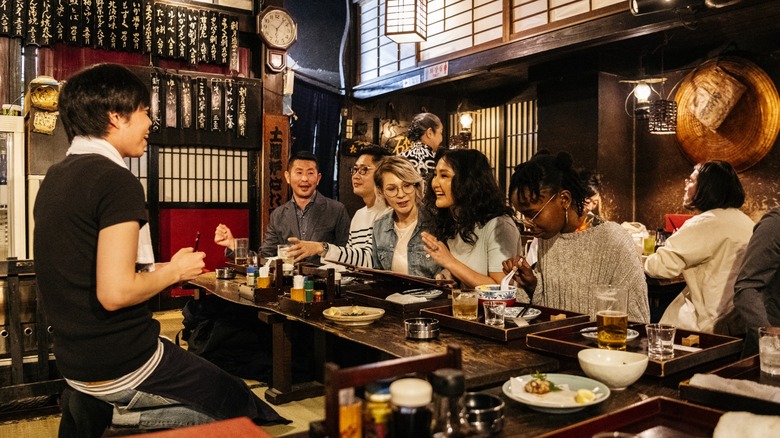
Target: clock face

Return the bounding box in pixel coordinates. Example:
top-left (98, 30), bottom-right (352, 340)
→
top-left (260, 9), bottom-right (297, 49)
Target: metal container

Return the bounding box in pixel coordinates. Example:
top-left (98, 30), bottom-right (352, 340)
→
top-left (215, 267), bottom-right (236, 279)
top-left (404, 317), bottom-right (439, 340)
top-left (463, 392), bottom-right (505, 435)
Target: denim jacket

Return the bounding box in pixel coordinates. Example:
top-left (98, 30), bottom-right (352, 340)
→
top-left (371, 208), bottom-right (441, 278)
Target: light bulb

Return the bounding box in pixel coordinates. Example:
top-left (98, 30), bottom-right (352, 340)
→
top-left (459, 113), bottom-right (473, 130)
top-left (633, 82), bottom-right (652, 103)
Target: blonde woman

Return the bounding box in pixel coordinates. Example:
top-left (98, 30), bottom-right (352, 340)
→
top-left (372, 156), bottom-right (441, 278)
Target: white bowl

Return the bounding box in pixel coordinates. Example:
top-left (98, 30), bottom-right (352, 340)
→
top-left (577, 349), bottom-right (648, 391)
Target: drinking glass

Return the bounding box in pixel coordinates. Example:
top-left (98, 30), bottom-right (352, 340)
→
top-left (452, 290), bottom-right (478, 321)
top-left (595, 285), bottom-right (629, 350)
top-left (483, 301), bottom-right (506, 327)
top-left (234, 238), bottom-right (249, 265)
top-left (278, 244), bottom-right (294, 264)
top-left (645, 323), bottom-right (676, 360)
top-left (758, 327), bottom-right (780, 376)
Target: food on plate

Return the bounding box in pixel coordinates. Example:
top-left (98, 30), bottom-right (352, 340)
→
top-left (524, 372), bottom-right (561, 395)
top-left (574, 389), bottom-right (596, 404)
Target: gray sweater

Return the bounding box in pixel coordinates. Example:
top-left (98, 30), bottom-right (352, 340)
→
top-left (533, 221), bottom-right (651, 323)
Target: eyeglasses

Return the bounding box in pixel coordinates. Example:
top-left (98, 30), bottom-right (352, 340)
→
top-left (350, 165), bottom-right (373, 176)
top-left (684, 177), bottom-right (693, 185)
top-left (383, 182), bottom-right (417, 197)
top-left (521, 193), bottom-right (558, 229)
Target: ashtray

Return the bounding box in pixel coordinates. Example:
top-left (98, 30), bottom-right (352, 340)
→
top-left (404, 317), bottom-right (440, 340)
top-left (215, 267), bottom-right (236, 279)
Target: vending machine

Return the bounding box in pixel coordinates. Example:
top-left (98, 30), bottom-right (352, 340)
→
top-left (0, 115), bottom-right (26, 260)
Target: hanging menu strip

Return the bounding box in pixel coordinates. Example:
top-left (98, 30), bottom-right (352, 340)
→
top-left (224, 79), bottom-right (235, 132)
top-left (94, 0), bottom-right (105, 47)
top-left (186, 8), bottom-right (198, 65)
top-left (211, 79), bottom-right (223, 132)
top-left (229, 16), bottom-right (239, 72)
top-left (150, 71), bottom-right (161, 133)
top-left (81, 0), bottom-right (92, 46)
top-left (141, 0), bottom-right (152, 53)
top-left (208, 10), bottom-right (217, 63)
top-left (130, 0), bottom-right (141, 51)
top-left (12, 0), bottom-right (27, 38)
top-left (106, 0), bottom-right (117, 49)
top-left (0, 0), bottom-right (10, 35)
top-left (198, 9), bottom-right (208, 63)
top-left (237, 82), bottom-right (247, 138)
top-left (27, 0), bottom-right (41, 46)
top-left (165, 75), bottom-right (178, 129)
top-left (40, 0), bottom-right (53, 45)
top-left (165, 4), bottom-right (175, 58)
top-left (180, 76), bottom-right (192, 129)
top-left (118, 0), bottom-right (130, 51)
top-left (218, 13), bottom-right (228, 65)
top-left (153, 2), bottom-right (165, 57)
top-left (196, 77), bottom-right (207, 130)
top-left (176, 6), bottom-right (186, 59)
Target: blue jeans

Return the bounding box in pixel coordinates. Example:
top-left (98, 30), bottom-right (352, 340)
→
top-left (86, 337), bottom-right (288, 428)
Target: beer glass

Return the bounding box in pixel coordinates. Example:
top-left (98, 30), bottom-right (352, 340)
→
top-left (595, 285), bottom-right (629, 350)
top-left (234, 238), bottom-right (249, 265)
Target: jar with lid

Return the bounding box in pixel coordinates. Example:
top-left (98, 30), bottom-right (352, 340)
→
top-left (363, 380), bottom-right (393, 438)
top-left (390, 378), bottom-right (432, 438)
top-left (429, 369), bottom-right (480, 437)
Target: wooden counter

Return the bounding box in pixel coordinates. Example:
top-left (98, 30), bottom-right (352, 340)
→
top-left (189, 272), bottom-right (559, 401)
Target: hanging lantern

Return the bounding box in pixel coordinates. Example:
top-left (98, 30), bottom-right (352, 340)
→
top-left (649, 99), bottom-right (678, 134)
top-left (385, 0), bottom-right (427, 44)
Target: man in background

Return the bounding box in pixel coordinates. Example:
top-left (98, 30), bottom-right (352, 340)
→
top-left (216, 150), bottom-right (350, 264)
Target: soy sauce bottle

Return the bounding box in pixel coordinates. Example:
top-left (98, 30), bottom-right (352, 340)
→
top-left (390, 378), bottom-right (432, 438)
top-left (430, 369), bottom-right (480, 437)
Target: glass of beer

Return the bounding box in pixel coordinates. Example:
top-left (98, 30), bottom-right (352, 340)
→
top-left (234, 238), bottom-right (249, 265)
top-left (595, 285), bottom-right (629, 350)
top-left (452, 290), bottom-right (478, 321)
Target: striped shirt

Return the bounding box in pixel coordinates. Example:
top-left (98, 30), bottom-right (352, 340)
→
top-left (322, 200), bottom-right (390, 268)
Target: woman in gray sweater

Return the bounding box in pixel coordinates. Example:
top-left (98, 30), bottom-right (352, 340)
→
top-left (502, 152), bottom-right (650, 323)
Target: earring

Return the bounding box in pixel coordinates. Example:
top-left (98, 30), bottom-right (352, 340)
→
top-left (565, 208), bottom-right (568, 224)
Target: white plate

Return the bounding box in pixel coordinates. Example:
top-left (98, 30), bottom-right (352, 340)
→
top-left (580, 328), bottom-right (640, 341)
top-left (502, 374), bottom-right (610, 414)
top-left (322, 306), bottom-right (385, 326)
top-left (503, 307), bottom-right (542, 321)
top-left (403, 288), bottom-right (443, 300)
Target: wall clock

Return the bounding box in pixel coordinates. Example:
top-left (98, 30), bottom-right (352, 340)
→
top-left (258, 7), bottom-right (297, 50)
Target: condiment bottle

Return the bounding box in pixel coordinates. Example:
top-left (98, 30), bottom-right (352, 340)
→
top-left (339, 387), bottom-right (362, 438)
top-left (333, 272), bottom-right (342, 298)
top-left (430, 369), bottom-right (479, 437)
top-left (364, 380), bottom-right (393, 438)
top-left (390, 378), bottom-right (432, 438)
top-left (304, 278), bottom-right (314, 302)
top-left (245, 265), bottom-right (257, 287)
top-left (290, 275), bottom-right (305, 302)
top-left (257, 266), bottom-right (271, 288)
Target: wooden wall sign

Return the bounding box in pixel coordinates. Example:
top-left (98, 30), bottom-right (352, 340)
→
top-left (261, 114), bottom-right (290, 239)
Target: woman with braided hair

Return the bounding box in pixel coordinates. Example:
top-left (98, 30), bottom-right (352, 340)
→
top-left (502, 151), bottom-right (650, 322)
top-left (400, 112), bottom-right (444, 179)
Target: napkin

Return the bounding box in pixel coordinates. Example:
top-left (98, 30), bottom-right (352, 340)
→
top-left (385, 293), bottom-right (427, 304)
top-left (713, 411), bottom-right (780, 438)
top-left (689, 373), bottom-right (780, 403)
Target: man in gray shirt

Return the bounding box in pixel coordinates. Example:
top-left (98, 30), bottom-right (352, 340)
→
top-left (734, 206), bottom-right (780, 356)
top-left (215, 151), bottom-right (350, 264)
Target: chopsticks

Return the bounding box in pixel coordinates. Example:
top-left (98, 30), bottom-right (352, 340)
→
top-left (194, 231), bottom-right (201, 251)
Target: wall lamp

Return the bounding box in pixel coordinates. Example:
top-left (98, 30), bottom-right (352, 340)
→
top-left (622, 78), bottom-right (665, 119)
top-left (629, 0), bottom-right (703, 15)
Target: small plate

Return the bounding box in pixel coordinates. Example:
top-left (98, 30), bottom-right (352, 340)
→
top-left (403, 288), bottom-right (444, 300)
top-left (502, 374), bottom-right (610, 414)
top-left (503, 307), bottom-right (542, 321)
top-left (323, 306), bottom-right (385, 326)
top-left (580, 328), bottom-right (640, 341)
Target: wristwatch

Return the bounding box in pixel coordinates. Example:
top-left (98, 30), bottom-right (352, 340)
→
top-left (320, 242), bottom-right (329, 257)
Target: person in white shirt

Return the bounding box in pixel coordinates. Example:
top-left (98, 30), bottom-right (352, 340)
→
top-left (645, 160), bottom-right (753, 334)
top-left (287, 146), bottom-right (392, 266)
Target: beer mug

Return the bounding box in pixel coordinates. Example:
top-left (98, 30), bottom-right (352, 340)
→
top-left (594, 285), bottom-right (629, 350)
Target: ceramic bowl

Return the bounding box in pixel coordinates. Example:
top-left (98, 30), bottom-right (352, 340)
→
top-left (476, 284), bottom-right (517, 307)
top-left (463, 392), bottom-right (505, 435)
top-left (577, 348), bottom-right (648, 391)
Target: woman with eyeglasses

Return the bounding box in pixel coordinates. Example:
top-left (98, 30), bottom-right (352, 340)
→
top-left (502, 151), bottom-right (650, 322)
top-left (371, 156), bottom-right (441, 278)
top-left (646, 160), bottom-right (753, 335)
top-left (420, 149), bottom-right (519, 288)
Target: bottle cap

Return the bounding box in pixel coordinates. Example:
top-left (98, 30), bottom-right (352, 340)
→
top-left (293, 275), bottom-right (304, 289)
top-left (390, 378), bottom-right (432, 408)
top-left (246, 265), bottom-right (257, 275)
top-left (430, 368), bottom-right (465, 397)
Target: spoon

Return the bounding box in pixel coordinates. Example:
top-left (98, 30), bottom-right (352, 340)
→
top-left (500, 267), bottom-right (516, 291)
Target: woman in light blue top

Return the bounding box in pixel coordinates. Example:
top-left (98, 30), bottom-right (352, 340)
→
top-left (372, 156), bottom-right (440, 278)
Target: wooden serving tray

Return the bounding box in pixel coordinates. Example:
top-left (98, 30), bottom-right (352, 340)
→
top-left (679, 355), bottom-right (780, 415)
top-left (420, 304), bottom-right (589, 342)
top-left (537, 396), bottom-right (723, 437)
top-left (344, 284), bottom-right (452, 318)
top-left (526, 321), bottom-right (743, 377)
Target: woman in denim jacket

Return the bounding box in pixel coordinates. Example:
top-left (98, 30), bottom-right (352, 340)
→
top-left (372, 156), bottom-right (441, 278)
